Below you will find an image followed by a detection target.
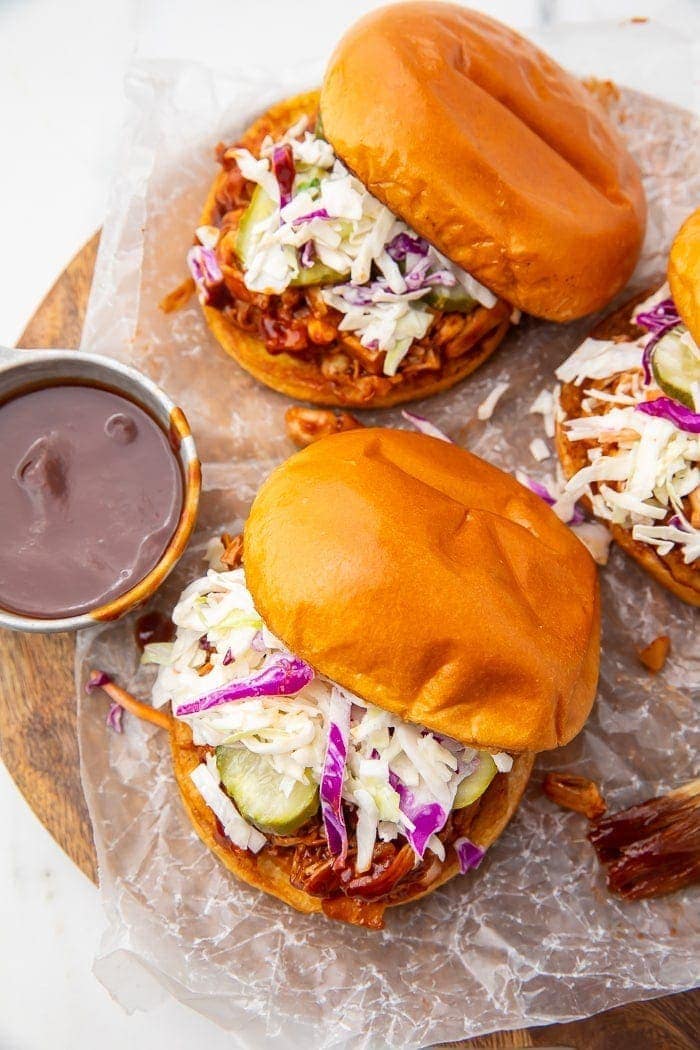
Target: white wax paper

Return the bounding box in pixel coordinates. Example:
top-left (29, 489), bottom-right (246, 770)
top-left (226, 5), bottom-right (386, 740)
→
top-left (76, 54), bottom-right (699, 1048)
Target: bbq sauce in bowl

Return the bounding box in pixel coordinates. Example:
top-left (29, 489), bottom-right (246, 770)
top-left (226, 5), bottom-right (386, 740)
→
top-left (0, 383), bottom-right (184, 619)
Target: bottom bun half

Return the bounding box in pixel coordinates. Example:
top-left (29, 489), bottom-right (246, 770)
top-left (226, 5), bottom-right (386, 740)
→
top-left (170, 718), bottom-right (534, 928)
top-left (202, 300), bottom-right (510, 409)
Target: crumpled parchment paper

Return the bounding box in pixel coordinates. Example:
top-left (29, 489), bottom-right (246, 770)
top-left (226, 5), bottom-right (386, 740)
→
top-left (75, 54), bottom-right (699, 1049)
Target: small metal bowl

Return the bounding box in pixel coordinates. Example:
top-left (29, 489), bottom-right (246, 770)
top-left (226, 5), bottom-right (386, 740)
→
top-left (0, 346), bottom-right (201, 633)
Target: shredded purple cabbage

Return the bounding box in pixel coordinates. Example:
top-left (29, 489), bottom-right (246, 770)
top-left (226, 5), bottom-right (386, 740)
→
top-left (331, 268), bottom-right (444, 308)
top-left (640, 341), bottom-right (653, 385)
top-left (222, 648), bottom-right (234, 666)
top-left (251, 630), bottom-right (266, 652)
top-left (636, 297), bottom-right (680, 334)
top-left (389, 772), bottom-right (448, 859)
top-left (640, 328), bottom-right (667, 385)
top-left (636, 397), bottom-right (700, 433)
top-left (334, 284), bottom-right (374, 307)
top-left (525, 477), bottom-right (557, 505)
top-left (292, 208), bottom-right (330, 225)
top-left (186, 245), bottom-right (223, 306)
top-left (636, 297), bottom-right (681, 385)
top-left (520, 476), bottom-right (585, 525)
top-left (457, 752), bottom-right (481, 777)
top-left (86, 670), bottom-right (111, 694)
top-left (404, 256), bottom-right (433, 291)
top-left (424, 270), bottom-right (457, 288)
top-left (386, 231), bottom-right (429, 261)
top-left (174, 655), bottom-right (314, 717)
top-left (87, 671), bottom-right (122, 732)
top-left (271, 143), bottom-right (295, 208)
top-left (320, 689), bottom-right (351, 863)
top-left (401, 410), bottom-right (452, 443)
top-left (667, 515), bottom-right (694, 533)
top-left (300, 241), bottom-right (316, 268)
top-left (454, 836), bottom-right (485, 873)
top-left (106, 702), bottom-right (124, 734)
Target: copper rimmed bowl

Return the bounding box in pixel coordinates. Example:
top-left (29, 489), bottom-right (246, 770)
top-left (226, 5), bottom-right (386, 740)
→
top-left (0, 347), bottom-right (200, 633)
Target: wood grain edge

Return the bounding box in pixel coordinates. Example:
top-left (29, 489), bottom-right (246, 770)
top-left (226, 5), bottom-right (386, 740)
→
top-left (17, 231), bottom-right (100, 351)
top-left (439, 986), bottom-right (700, 1048)
top-left (0, 230), bottom-right (101, 883)
top-left (0, 631), bottom-right (96, 882)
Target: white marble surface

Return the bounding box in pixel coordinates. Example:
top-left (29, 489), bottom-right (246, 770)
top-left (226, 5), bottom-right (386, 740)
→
top-left (0, 2), bottom-right (697, 1048)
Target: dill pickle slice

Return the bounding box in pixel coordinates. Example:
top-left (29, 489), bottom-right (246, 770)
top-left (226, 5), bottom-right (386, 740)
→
top-left (235, 183), bottom-right (342, 287)
top-left (291, 165), bottom-right (344, 285)
top-left (294, 164), bottom-right (327, 195)
top-left (234, 185), bottom-right (276, 270)
top-left (651, 328), bottom-right (700, 409)
top-left (454, 753), bottom-right (498, 808)
top-left (425, 287), bottom-right (476, 313)
top-left (291, 260), bottom-right (344, 286)
top-left (215, 744), bottom-right (319, 835)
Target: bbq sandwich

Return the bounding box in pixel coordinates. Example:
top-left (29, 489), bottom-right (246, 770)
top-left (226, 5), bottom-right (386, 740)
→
top-left (555, 208), bottom-right (700, 605)
top-left (186, 2), bottom-right (645, 407)
top-left (106, 429), bottom-right (600, 929)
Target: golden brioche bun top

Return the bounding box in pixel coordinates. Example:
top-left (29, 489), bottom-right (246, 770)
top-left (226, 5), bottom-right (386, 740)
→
top-left (668, 207), bottom-right (700, 345)
top-left (244, 429), bottom-right (600, 753)
top-left (199, 92), bottom-right (512, 409)
top-left (320, 2), bottom-right (646, 321)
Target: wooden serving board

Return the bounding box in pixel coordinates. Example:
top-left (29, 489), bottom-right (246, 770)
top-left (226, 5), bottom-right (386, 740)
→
top-left (0, 235), bottom-right (696, 1048)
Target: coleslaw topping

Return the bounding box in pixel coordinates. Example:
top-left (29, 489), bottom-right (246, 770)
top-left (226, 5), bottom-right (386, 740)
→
top-left (148, 546), bottom-right (512, 870)
top-left (552, 284), bottom-right (700, 563)
top-left (228, 116), bottom-right (497, 376)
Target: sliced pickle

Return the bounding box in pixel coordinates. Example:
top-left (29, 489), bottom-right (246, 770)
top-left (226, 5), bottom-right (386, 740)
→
top-left (234, 185), bottom-right (276, 269)
top-left (651, 328), bottom-right (700, 409)
top-left (294, 164), bottom-right (327, 196)
top-left (425, 286), bottom-right (477, 313)
top-left (292, 260), bottom-right (344, 286)
top-left (215, 744), bottom-right (319, 835)
top-left (290, 165), bottom-right (344, 285)
top-left (454, 753), bottom-right (498, 809)
top-left (235, 183), bottom-right (342, 287)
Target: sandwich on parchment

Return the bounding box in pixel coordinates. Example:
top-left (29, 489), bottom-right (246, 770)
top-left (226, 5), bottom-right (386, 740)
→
top-left (112, 429), bottom-right (601, 929)
top-left (554, 208), bottom-right (700, 606)
top-left (185, 2), bottom-right (645, 408)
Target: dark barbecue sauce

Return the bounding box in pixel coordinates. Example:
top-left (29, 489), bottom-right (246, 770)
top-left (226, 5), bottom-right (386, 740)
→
top-left (0, 383), bottom-right (183, 618)
top-left (134, 610), bottom-right (175, 651)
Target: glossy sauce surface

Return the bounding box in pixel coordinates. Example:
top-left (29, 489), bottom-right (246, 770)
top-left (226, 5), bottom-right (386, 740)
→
top-left (0, 384), bottom-right (183, 618)
top-left (134, 609), bottom-right (175, 651)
